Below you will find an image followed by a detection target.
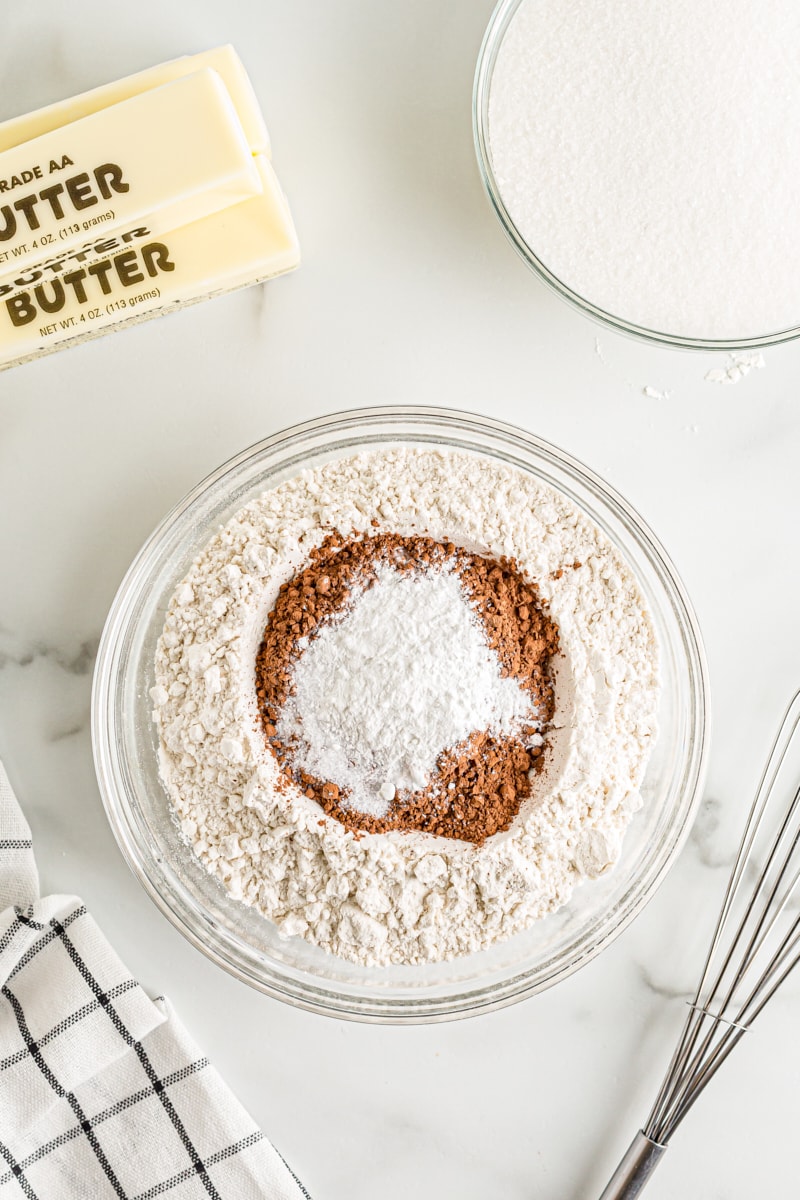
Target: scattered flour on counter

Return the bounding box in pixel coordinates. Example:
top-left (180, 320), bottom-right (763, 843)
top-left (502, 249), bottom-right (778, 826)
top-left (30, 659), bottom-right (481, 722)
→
top-left (705, 352), bottom-right (766, 385)
top-left (152, 448), bottom-right (659, 966)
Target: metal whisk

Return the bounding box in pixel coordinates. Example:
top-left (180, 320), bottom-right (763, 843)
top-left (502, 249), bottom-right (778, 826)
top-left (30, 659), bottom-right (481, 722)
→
top-left (599, 690), bottom-right (800, 1199)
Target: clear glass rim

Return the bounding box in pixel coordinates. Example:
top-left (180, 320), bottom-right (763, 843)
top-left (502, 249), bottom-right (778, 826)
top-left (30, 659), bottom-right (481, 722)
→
top-left (92, 405), bottom-right (711, 1023)
top-left (473, 0), bottom-right (800, 353)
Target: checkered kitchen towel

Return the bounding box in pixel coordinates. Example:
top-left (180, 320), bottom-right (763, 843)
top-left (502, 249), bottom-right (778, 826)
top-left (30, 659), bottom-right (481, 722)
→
top-left (0, 762), bottom-right (311, 1200)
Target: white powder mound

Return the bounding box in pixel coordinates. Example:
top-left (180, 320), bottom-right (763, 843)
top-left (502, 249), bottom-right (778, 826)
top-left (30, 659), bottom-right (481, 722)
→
top-left (152, 448), bottom-right (659, 966)
top-left (488, 0), bottom-right (800, 340)
top-left (278, 563), bottom-right (537, 817)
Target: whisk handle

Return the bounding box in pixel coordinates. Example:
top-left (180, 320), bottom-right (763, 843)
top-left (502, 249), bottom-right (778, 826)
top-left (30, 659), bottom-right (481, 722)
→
top-left (597, 1131), bottom-right (667, 1200)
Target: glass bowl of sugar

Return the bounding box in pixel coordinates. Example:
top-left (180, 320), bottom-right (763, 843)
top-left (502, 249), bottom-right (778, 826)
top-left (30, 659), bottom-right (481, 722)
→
top-left (92, 406), bottom-right (709, 1022)
top-left (474, 0), bottom-right (800, 349)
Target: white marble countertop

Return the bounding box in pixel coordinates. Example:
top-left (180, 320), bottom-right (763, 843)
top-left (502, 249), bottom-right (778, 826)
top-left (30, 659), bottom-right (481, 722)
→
top-left (2, 2), bottom-right (800, 1197)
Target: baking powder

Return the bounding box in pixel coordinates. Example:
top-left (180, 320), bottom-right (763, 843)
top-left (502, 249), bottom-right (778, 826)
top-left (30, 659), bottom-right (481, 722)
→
top-left (278, 563), bottom-right (536, 817)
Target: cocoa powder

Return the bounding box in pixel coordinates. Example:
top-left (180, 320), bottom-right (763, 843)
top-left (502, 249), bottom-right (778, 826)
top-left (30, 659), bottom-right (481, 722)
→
top-left (255, 532), bottom-right (559, 845)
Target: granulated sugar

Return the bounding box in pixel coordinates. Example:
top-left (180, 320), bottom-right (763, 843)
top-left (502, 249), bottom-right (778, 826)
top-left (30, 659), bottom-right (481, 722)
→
top-left (152, 448), bottom-right (659, 965)
top-left (277, 564), bottom-right (535, 817)
top-left (488, 0), bottom-right (800, 340)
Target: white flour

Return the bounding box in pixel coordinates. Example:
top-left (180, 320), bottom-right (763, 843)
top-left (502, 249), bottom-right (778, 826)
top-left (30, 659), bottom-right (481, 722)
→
top-left (489, 0), bottom-right (800, 340)
top-left (278, 563), bottom-right (537, 816)
top-left (152, 448), bottom-right (659, 965)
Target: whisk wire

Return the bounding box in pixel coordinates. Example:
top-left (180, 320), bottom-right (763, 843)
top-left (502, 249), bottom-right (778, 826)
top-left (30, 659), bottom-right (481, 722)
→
top-left (742, 915), bottom-right (800, 1026)
top-left (693, 701), bottom-right (800, 1003)
top-left (657, 861), bottom-right (800, 1140)
top-left (649, 789), bottom-right (800, 1140)
top-left (599, 690), bottom-right (800, 1198)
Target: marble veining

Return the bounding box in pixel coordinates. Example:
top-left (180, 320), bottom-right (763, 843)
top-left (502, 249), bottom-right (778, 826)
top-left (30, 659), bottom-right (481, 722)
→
top-left (0, 629), bottom-right (99, 677)
top-left (687, 796), bottom-right (735, 871)
top-left (638, 962), bottom-right (693, 1003)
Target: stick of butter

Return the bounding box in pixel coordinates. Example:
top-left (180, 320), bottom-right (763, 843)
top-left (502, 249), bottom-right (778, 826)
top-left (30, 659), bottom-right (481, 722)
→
top-left (0, 68), bottom-right (262, 279)
top-left (0, 46), bottom-right (269, 158)
top-left (0, 157), bottom-right (299, 370)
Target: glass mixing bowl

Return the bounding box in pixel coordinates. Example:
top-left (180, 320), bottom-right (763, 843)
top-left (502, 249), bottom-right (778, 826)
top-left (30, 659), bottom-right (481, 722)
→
top-left (473, 0), bottom-right (800, 352)
top-left (92, 407), bottom-right (709, 1022)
